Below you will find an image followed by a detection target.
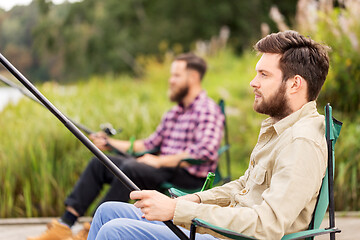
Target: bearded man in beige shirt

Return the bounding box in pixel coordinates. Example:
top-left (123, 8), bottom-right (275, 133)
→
top-left (87, 30), bottom-right (331, 240)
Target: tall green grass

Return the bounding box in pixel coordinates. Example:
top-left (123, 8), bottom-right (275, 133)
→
top-left (0, 51), bottom-right (262, 217)
top-left (0, 50), bottom-right (261, 217)
top-left (0, 48), bottom-right (358, 217)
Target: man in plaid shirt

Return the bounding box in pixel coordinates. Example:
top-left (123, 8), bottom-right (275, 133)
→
top-left (142, 89), bottom-right (223, 179)
top-left (28, 53), bottom-right (224, 240)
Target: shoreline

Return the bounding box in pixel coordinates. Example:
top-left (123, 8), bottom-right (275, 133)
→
top-left (0, 87), bottom-right (23, 112)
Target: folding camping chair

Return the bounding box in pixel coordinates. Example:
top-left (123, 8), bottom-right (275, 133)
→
top-left (187, 103), bottom-right (342, 240)
top-left (160, 99), bottom-right (232, 194)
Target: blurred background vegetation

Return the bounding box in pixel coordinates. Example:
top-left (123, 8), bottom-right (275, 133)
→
top-left (0, 0), bottom-right (359, 217)
top-left (0, 0), bottom-right (299, 81)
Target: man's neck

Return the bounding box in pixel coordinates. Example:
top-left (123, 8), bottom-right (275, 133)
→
top-left (181, 87), bottom-right (203, 108)
top-left (289, 98), bottom-right (308, 115)
top-left (272, 99), bottom-right (311, 123)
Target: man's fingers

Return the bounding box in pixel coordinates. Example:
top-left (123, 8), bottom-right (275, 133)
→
top-left (133, 200), bottom-right (142, 209)
top-left (130, 190), bottom-right (154, 199)
top-left (130, 190), bottom-right (143, 200)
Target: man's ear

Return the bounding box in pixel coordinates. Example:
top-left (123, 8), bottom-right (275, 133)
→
top-left (288, 75), bottom-right (306, 94)
top-left (188, 69), bottom-right (201, 83)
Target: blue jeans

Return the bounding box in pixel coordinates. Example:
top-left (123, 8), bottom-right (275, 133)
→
top-left (88, 201), bottom-right (218, 240)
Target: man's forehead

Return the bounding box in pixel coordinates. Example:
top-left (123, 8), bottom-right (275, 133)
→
top-left (172, 60), bottom-right (187, 69)
top-left (255, 53), bottom-right (282, 72)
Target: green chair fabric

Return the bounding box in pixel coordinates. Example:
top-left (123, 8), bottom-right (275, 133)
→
top-left (188, 103), bottom-right (342, 240)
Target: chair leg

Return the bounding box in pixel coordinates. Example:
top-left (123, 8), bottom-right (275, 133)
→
top-left (330, 232), bottom-right (335, 240)
top-left (190, 224), bottom-right (197, 240)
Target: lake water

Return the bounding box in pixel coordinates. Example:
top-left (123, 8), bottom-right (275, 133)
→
top-left (0, 87), bottom-right (23, 112)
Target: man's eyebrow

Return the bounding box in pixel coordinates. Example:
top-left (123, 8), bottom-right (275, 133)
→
top-left (256, 69), bottom-right (272, 75)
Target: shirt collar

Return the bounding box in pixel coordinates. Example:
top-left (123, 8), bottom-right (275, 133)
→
top-left (261, 101), bottom-right (318, 136)
top-left (175, 91), bottom-right (206, 113)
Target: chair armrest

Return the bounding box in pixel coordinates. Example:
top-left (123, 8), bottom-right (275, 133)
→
top-left (281, 228), bottom-right (341, 240)
top-left (169, 188), bottom-right (195, 198)
top-left (192, 218), bottom-right (340, 240)
top-left (191, 218), bottom-right (257, 240)
top-left (169, 172), bottom-right (215, 198)
top-left (132, 147), bottom-right (160, 157)
top-left (217, 144), bottom-right (230, 156)
top-left (180, 158), bottom-right (206, 165)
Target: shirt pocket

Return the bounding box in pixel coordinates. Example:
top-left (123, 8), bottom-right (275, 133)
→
top-left (249, 164), bottom-right (267, 186)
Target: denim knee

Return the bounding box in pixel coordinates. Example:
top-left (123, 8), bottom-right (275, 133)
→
top-left (94, 201), bottom-right (119, 219)
top-left (96, 201), bottom-right (114, 213)
top-left (96, 218), bottom-right (132, 240)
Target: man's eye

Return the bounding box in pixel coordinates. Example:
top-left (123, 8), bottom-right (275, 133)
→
top-left (261, 72), bottom-right (267, 77)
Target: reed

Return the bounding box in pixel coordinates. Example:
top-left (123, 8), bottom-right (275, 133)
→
top-left (294, 0), bottom-right (360, 211)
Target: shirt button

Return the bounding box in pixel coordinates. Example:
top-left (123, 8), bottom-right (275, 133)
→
top-left (240, 188), bottom-right (249, 195)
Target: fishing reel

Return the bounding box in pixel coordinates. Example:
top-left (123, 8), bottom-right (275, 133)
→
top-left (100, 123), bottom-right (122, 136)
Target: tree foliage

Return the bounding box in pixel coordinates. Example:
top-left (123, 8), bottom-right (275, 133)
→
top-left (0, 0), bottom-right (298, 82)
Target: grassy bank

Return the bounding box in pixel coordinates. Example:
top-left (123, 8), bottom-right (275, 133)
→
top-left (0, 49), bottom-right (358, 217)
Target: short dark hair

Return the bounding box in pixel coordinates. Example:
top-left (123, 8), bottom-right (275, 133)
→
top-left (254, 30), bottom-right (330, 101)
top-left (175, 53), bottom-right (207, 80)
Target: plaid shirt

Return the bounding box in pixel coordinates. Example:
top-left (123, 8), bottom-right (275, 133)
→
top-left (143, 91), bottom-right (224, 178)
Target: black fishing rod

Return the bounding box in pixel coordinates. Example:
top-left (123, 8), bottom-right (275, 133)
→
top-left (0, 53), bottom-right (189, 240)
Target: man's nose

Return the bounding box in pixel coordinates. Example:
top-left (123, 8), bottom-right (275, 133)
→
top-left (250, 77), bottom-right (259, 88)
top-left (169, 77), bottom-right (176, 85)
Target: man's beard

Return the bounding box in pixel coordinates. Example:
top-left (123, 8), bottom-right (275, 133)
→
top-left (254, 82), bottom-right (292, 120)
top-left (169, 85), bottom-right (189, 103)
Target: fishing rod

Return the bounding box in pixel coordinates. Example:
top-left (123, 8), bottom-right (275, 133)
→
top-left (0, 74), bottom-right (121, 136)
top-left (0, 53), bottom-right (189, 240)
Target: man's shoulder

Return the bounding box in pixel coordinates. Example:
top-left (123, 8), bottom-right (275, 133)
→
top-left (160, 105), bottom-right (181, 121)
top-left (193, 95), bottom-right (222, 114)
top-left (291, 114), bottom-right (325, 144)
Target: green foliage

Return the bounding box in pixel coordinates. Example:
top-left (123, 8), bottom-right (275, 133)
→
top-left (293, 1), bottom-right (360, 211)
top-left (313, 6), bottom-right (360, 119)
top-left (0, 0), bottom-right (298, 81)
top-left (0, 49), bottom-right (261, 217)
top-left (334, 116), bottom-right (360, 211)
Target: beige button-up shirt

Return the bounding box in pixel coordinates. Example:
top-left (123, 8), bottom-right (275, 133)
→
top-left (173, 101), bottom-right (327, 239)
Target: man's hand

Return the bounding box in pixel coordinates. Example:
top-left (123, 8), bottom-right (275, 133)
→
top-left (89, 131), bottom-right (110, 151)
top-left (131, 190), bottom-right (176, 221)
top-left (136, 154), bottom-right (161, 168)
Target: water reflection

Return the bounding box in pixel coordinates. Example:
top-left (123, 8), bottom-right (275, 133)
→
top-left (0, 87), bottom-right (23, 112)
